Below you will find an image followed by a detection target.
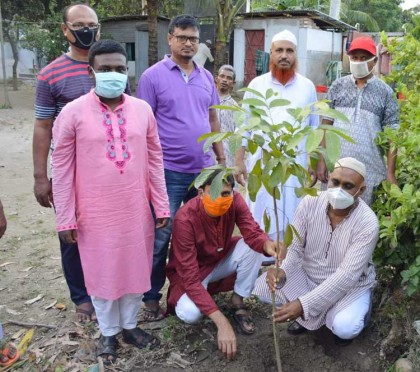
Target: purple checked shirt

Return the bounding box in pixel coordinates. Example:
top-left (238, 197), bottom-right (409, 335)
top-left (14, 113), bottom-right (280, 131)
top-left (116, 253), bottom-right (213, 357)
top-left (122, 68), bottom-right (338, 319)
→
top-left (137, 55), bottom-right (219, 173)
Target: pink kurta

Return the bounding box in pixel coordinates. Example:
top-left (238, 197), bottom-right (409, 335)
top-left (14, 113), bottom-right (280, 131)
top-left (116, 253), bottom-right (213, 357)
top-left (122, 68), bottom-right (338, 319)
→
top-left (52, 90), bottom-right (170, 300)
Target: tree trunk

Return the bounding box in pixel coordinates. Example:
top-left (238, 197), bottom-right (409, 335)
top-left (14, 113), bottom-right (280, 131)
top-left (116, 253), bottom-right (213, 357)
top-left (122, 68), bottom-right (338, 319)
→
top-left (147, 0), bottom-right (158, 66)
top-left (4, 28), bottom-right (18, 91)
top-left (214, 40), bottom-right (229, 76)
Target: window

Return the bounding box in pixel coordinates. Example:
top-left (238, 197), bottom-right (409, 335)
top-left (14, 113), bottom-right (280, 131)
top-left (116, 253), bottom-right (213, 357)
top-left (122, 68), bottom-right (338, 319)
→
top-left (126, 43), bottom-right (135, 61)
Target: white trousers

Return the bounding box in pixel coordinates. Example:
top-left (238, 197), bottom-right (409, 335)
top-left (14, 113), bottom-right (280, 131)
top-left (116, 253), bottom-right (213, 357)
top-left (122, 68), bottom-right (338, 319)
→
top-left (260, 289), bottom-right (372, 340)
top-left (327, 290), bottom-right (372, 339)
top-left (91, 293), bottom-right (142, 336)
top-left (175, 238), bottom-right (263, 324)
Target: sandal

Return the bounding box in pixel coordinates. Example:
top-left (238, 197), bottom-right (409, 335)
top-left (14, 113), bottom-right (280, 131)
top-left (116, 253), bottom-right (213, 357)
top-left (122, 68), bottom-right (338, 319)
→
top-left (231, 306), bottom-right (255, 335)
top-left (122, 328), bottom-right (160, 350)
top-left (96, 335), bottom-right (118, 365)
top-left (142, 306), bottom-right (165, 322)
top-left (0, 342), bottom-right (20, 367)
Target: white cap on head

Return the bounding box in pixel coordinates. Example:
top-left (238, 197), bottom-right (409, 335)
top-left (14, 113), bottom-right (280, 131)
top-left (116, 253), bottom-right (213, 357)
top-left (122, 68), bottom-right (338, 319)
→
top-left (271, 30), bottom-right (297, 46)
top-left (205, 39), bottom-right (212, 45)
top-left (334, 157), bottom-right (366, 179)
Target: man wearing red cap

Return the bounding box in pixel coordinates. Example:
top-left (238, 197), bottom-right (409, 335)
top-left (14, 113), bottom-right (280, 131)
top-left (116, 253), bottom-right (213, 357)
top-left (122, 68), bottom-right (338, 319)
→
top-left (315, 36), bottom-right (399, 205)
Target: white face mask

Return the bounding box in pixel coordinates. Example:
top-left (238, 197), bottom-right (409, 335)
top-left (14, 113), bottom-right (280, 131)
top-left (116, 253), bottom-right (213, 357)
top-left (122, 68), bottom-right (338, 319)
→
top-left (349, 56), bottom-right (376, 79)
top-left (326, 187), bottom-right (356, 210)
top-left (92, 70), bottom-right (127, 99)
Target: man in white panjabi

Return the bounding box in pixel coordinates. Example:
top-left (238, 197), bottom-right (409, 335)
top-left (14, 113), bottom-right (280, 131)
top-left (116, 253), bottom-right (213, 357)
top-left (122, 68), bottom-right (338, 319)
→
top-left (253, 157), bottom-right (379, 346)
top-left (193, 39), bottom-right (214, 67)
top-left (235, 30), bottom-right (318, 246)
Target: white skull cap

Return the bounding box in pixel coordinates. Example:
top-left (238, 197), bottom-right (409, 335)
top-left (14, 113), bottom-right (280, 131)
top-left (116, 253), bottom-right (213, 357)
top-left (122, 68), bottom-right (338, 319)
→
top-left (271, 30), bottom-right (297, 46)
top-left (334, 157), bottom-right (366, 179)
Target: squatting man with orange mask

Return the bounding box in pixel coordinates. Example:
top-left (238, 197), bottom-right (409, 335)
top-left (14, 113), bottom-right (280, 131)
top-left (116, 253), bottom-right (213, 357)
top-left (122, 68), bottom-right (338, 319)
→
top-left (253, 157), bottom-right (379, 346)
top-left (165, 172), bottom-right (281, 360)
top-left (235, 29), bottom-right (318, 256)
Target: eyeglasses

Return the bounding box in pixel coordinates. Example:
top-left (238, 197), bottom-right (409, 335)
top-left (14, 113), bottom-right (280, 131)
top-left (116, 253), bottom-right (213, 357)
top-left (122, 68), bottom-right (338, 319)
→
top-left (66, 22), bottom-right (101, 31)
top-left (170, 34), bottom-right (200, 45)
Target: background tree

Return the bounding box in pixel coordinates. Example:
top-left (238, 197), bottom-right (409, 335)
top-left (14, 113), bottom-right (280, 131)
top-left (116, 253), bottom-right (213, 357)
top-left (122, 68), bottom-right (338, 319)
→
top-left (371, 31), bottom-right (420, 359)
top-left (146, 0), bottom-right (159, 67)
top-left (1, 0), bottom-right (45, 90)
top-left (188, 0), bottom-right (246, 73)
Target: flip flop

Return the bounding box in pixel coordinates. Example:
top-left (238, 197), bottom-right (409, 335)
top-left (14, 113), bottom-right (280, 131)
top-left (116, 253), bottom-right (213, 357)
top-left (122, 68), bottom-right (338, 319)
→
top-left (122, 328), bottom-right (160, 350)
top-left (0, 342), bottom-right (20, 367)
top-left (231, 306), bottom-right (255, 335)
top-left (96, 335), bottom-right (118, 365)
top-left (142, 307), bottom-right (165, 322)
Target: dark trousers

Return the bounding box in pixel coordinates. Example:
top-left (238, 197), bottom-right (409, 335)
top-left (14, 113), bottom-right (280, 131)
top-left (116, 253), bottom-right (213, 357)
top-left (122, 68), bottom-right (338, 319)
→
top-left (143, 169), bottom-right (199, 303)
top-left (59, 238), bottom-right (91, 305)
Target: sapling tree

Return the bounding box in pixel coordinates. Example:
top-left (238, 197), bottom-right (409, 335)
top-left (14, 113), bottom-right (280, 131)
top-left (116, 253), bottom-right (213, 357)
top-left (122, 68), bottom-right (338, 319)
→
top-left (195, 87), bottom-right (351, 371)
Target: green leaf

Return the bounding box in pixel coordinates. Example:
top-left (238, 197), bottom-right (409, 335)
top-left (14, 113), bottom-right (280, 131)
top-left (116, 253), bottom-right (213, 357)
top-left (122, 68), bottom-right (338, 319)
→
top-left (305, 129), bottom-right (324, 153)
top-left (210, 104), bottom-right (242, 111)
top-left (287, 107), bottom-right (302, 119)
top-left (269, 98), bottom-right (290, 108)
top-left (228, 134), bottom-right (243, 158)
top-left (209, 170), bottom-right (225, 200)
top-left (325, 131), bottom-right (341, 164)
top-left (314, 109), bottom-right (350, 123)
top-left (193, 170), bottom-right (213, 190)
top-left (295, 187), bottom-right (318, 198)
top-left (314, 101), bottom-right (330, 111)
top-left (248, 173), bottom-right (262, 202)
top-left (233, 110), bottom-right (246, 127)
top-left (241, 98), bottom-right (266, 107)
top-left (319, 125), bottom-right (355, 143)
top-left (263, 210), bottom-right (271, 234)
top-left (265, 88), bottom-right (274, 100)
top-left (239, 87), bottom-right (266, 99)
top-left (269, 159), bottom-right (290, 187)
top-left (290, 224), bottom-right (302, 243)
top-left (284, 224), bottom-right (293, 247)
top-left (252, 133), bottom-right (265, 147)
top-left (248, 140), bottom-right (258, 155)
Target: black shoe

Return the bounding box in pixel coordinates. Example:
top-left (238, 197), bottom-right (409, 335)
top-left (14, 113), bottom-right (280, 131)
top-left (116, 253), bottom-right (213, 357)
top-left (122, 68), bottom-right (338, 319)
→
top-left (287, 321), bottom-right (307, 335)
top-left (334, 335), bottom-right (353, 346)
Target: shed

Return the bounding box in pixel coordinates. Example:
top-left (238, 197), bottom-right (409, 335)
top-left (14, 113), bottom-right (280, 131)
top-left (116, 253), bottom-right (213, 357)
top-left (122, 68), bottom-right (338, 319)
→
top-left (100, 15), bottom-right (171, 84)
top-left (233, 10), bottom-right (355, 88)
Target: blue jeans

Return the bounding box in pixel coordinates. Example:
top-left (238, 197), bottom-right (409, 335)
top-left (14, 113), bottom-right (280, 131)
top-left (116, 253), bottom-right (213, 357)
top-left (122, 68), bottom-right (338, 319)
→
top-left (143, 169), bottom-right (199, 303)
top-left (59, 238), bottom-right (91, 305)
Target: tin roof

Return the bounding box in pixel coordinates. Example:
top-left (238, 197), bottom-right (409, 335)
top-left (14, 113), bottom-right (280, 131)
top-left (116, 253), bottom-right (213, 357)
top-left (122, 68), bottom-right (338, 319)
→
top-left (239, 10), bottom-right (355, 31)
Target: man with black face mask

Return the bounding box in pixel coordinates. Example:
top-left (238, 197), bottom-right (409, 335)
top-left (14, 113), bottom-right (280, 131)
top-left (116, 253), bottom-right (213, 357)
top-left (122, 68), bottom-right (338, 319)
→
top-left (32, 3), bottom-right (103, 323)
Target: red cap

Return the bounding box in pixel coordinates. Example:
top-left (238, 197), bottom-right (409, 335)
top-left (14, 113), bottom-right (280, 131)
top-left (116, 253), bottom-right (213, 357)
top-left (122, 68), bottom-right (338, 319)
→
top-left (348, 37), bottom-right (377, 56)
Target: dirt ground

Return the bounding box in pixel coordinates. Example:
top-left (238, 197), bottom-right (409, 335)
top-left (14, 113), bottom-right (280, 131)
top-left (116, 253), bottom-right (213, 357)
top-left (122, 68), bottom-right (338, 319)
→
top-left (0, 84), bottom-right (387, 371)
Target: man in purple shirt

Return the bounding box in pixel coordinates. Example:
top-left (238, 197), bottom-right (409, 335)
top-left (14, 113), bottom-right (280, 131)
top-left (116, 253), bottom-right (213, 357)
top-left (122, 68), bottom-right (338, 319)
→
top-left (137, 14), bottom-right (225, 321)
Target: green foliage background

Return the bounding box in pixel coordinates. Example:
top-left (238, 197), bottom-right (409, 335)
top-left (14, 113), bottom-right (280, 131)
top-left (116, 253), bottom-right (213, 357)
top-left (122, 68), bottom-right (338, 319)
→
top-left (372, 33), bottom-right (420, 296)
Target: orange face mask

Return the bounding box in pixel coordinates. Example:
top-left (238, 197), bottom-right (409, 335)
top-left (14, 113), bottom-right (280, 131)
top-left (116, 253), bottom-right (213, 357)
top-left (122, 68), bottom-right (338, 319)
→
top-left (202, 193), bottom-right (233, 217)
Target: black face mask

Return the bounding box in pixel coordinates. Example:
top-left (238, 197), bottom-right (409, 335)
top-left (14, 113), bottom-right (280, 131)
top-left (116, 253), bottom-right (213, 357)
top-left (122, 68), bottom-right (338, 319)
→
top-left (69, 27), bottom-right (98, 50)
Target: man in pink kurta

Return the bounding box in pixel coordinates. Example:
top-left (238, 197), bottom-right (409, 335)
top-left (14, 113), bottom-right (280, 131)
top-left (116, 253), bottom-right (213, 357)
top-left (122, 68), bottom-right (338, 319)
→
top-left (52, 40), bottom-right (170, 364)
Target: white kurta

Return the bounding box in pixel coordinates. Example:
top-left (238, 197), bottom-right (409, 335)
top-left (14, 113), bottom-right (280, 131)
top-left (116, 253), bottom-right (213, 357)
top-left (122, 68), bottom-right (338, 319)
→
top-left (253, 192), bottom-right (379, 330)
top-left (244, 72), bottom-right (319, 236)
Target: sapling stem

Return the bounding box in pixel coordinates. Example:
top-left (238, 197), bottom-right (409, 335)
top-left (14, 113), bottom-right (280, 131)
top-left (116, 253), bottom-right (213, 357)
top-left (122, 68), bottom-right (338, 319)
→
top-left (272, 188), bottom-right (283, 372)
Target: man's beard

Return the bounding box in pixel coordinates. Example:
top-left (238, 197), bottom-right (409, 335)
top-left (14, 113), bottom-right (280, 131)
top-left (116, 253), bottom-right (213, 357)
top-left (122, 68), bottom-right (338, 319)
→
top-left (270, 61), bottom-right (297, 84)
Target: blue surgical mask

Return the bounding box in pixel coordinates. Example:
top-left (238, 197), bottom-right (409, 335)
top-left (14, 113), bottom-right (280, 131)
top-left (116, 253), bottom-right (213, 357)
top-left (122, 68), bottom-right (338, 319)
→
top-left (92, 70), bottom-right (127, 99)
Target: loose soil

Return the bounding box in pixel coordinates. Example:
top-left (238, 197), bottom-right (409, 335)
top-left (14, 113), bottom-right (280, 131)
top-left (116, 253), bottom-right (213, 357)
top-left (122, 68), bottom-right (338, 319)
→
top-left (0, 84), bottom-right (386, 371)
